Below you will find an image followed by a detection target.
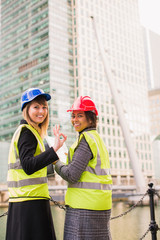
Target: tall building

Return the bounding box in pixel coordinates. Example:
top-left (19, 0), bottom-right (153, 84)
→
top-left (147, 30), bottom-right (160, 89)
top-left (0, 0), bottom-right (74, 145)
top-left (148, 89), bottom-right (160, 137)
top-left (0, 0), bottom-right (154, 186)
top-left (148, 88), bottom-right (160, 179)
top-left (151, 134), bottom-right (160, 180)
top-left (70, 0), bottom-right (153, 185)
top-left (146, 30), bottom-right (160, 180)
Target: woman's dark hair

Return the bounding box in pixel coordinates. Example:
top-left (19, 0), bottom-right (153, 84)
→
top-left (85, 111), bottom-right (98, 128)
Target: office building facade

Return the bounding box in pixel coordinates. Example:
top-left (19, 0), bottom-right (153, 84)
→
top-left (147, 30), bottom-right (160, 89)
top-left (0, 0), bottom-right (74, 144)
top-left (70, 0), bottom-right (153, 185)
top-left (148, 88), bottom-right (160, 179)
top-left (0, 0), bottom-right (154, 185)
top-left (148, 89), bottom-right (160, 137)
top-left (146, 30), bottom-right (160, 180)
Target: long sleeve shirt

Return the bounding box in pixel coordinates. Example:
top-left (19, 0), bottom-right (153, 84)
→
top-left (55, 129), bottom-right (94, 184)
top-left (18, 120), bottom-right (58, 175)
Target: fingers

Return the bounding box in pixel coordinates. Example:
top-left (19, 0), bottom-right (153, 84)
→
top-left (53, 125), bottom-right (67, 144)
top-left (53, 124), bottom-right (60, 136)
top-left (54, 124), bottom-right (59, 132)
top-left (59, 133), bottom-right (67, 139)
top-left (59, 133), bottom-right (67, 143)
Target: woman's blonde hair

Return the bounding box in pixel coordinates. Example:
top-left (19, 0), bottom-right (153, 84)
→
top-left (22, 96), bottom-right (49, 139)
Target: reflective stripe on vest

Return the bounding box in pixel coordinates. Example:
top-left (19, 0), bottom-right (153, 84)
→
top-left (7, 124), bottom-right (49, 202)
top-left (68, 182), bottom-right (112, 190)
top-left (8, 177), bottom-right (48, 188)
top-left (8, 160), bottom-right (22, 170)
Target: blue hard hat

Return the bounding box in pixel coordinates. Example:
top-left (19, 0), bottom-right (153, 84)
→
top-left (21, 88), bottom-right (51, 111)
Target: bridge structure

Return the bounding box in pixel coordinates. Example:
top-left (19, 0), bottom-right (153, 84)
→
top-left (90, 16), bottom-right (146, 193)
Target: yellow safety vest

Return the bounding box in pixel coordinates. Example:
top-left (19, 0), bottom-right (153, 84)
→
top-left (65, 130), bottom-right (112, 210)
top-left (7, 124), bottom-right (50, 202)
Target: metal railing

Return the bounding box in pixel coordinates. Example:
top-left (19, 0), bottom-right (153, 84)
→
top-left (1, 183), bottom-right (160, 239)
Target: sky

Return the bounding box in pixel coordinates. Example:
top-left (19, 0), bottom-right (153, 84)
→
top-left (139, 0), bottom-right (160, 35)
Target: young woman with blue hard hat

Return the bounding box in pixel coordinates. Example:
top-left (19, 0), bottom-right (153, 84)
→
top-left (6, 88), bottom-right (67, 240)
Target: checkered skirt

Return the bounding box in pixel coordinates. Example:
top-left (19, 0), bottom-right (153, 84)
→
top-left (64, 207), bottom-right (112, 240)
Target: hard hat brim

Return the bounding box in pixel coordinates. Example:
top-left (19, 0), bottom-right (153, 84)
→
top-left (67, 108), bottom-right (98, 116)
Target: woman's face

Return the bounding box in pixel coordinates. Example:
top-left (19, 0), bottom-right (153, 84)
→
top-left (28, 100), bottom-right (48, 125)
top-left (71, 111), bottom-right (90, 132)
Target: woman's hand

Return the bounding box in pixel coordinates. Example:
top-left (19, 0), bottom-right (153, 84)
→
top-left (52, 125), bottom-right (67, 152)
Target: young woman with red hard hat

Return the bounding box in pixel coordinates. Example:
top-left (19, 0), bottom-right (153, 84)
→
top-left (6, 88), bottom-right (67, 240)
top-left (55, 96), bottom-right (112, 240)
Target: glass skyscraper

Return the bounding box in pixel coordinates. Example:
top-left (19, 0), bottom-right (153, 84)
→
top-left (0, 0), bottom-right (154, 185)
top-left (70, 0), bottom-right (153, 185)
top-left (0, 0), bottom-right (74, 145)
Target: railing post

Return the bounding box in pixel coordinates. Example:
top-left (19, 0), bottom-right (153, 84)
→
top-left (148, 183), bottom-right (158, 240)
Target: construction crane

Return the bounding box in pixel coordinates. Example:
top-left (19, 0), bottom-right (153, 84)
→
top-left (91, 16), bottom-right (146, 193)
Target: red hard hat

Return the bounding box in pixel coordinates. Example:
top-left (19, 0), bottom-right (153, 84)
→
top-left (67, 96), bottom-right (98, 116)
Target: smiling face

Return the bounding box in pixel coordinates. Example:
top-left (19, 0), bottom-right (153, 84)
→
top-left (71, 111), bottom-right (91, 132)
top-left (28, 100), bottom-right (48, 126)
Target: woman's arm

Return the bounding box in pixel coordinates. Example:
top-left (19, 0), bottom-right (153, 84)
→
top-left (55, 137), bottom-right (93, 183)
top-left (18, 128), bottom-right (59, 175)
